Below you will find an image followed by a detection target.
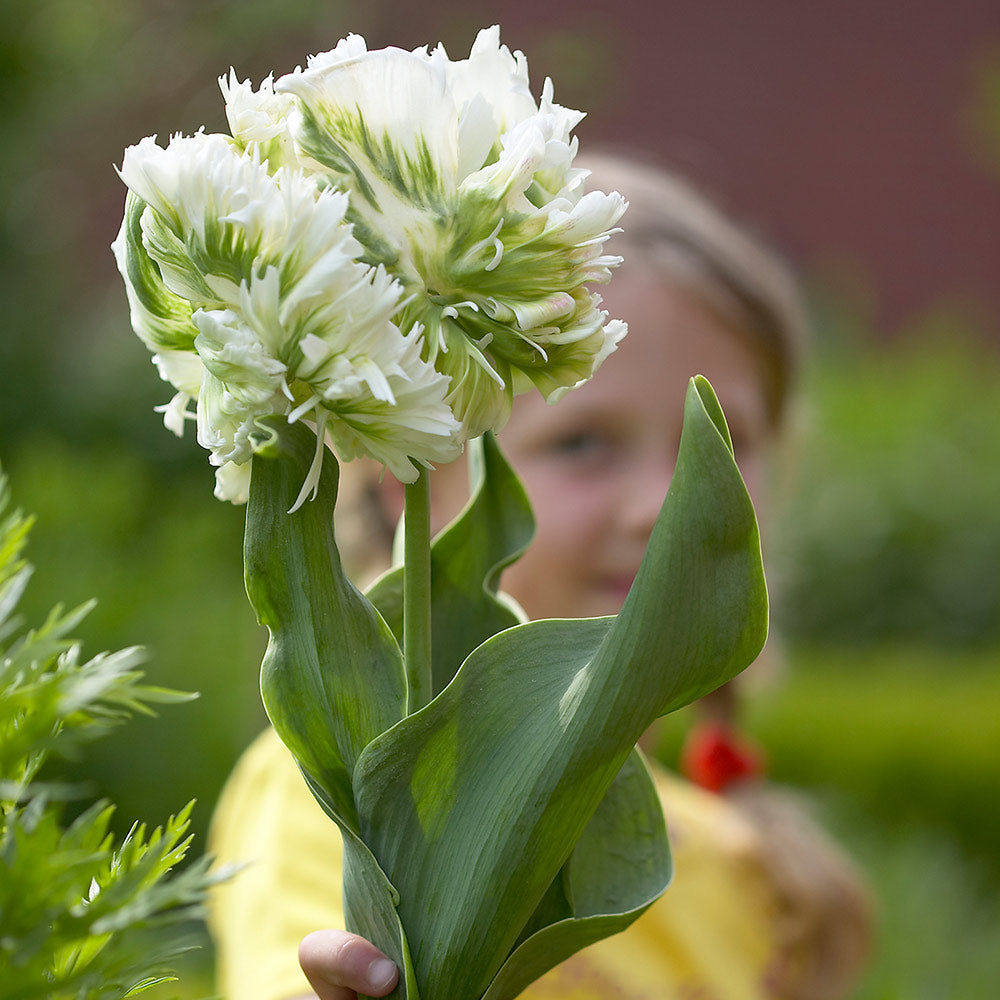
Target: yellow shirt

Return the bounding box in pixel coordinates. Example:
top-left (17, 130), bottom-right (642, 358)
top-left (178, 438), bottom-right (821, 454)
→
top-left (209, 728), bottom-right (786, 1000)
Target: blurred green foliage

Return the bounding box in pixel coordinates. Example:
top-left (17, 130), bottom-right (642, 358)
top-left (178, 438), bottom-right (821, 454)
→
top-left (769, 318), bottom-right (1000, 647)
top-left (0, 471), bottom-right (224, 998)
top-left (655, 643), bottom-right (1000, 998)
top-left (749, 645), bottom-right (1000, 875)
top-left (4, 435), bottom-right (266, 849)
top-left (844, 823), bottom-right (1000, 1000)
top-left (1, 0), bottom-right (378, 452)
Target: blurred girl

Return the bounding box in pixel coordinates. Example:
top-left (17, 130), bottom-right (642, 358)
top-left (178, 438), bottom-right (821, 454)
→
top-left (209, 154), bottom-right (872, 1000)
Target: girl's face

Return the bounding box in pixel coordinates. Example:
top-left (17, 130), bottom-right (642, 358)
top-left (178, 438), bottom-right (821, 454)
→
top-left (426, 261), bottom-right (772, 621)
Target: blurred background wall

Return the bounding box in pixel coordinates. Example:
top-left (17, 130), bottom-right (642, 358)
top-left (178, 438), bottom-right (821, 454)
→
top-left (2, 1), bottom-right (998, 994)
top-left (401, 0), bottom-right (1000, 339)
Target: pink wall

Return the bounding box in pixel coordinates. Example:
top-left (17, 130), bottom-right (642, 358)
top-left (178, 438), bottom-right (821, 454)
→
top-left (386, 1), bottom-right (1000, 339)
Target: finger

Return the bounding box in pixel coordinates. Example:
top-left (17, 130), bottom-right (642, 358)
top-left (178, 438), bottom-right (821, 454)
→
top-left (299, 929), bottom-right (399, 1000)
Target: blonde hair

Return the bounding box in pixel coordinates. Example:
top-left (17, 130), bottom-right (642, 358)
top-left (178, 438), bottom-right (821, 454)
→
top-left (580, 152), bottom-right (808, 428)
top-left (727, 782), bottom-right (874, 1000)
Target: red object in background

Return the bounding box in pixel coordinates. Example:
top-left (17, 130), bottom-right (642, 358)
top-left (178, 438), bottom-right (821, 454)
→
top-left (681, 720), bottom-right (766, 793)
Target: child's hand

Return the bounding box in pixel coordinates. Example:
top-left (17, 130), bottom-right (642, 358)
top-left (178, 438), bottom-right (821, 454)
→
top-left (298, 929), bottom-right (399, 1000)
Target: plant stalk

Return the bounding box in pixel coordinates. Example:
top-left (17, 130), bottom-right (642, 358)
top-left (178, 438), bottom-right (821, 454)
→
top-left (403, 467), bottom-right (432, 712)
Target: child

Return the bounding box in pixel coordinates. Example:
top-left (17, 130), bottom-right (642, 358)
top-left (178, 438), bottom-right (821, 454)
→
top-left (208, 153), bottom-right (872, 1000)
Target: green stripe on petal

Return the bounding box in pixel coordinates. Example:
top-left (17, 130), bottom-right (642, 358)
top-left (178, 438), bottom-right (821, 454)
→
top-left (277, 48), bottom-right (458, 214)
top-left (111, 191), bottom-right (198, 354)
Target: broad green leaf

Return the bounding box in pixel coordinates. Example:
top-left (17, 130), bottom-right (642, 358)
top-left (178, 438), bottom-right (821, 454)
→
top-left (299, 765), bottom-right (420, 1000)
top-left (351, 617), bottom-right (618, 1000)
top-left (245, 420), bottom-right (407, 833)
top-left (341, 827), bottom-right (422, 1000)
top-left (351, 377), bottom-right (767, 999)
top-left (590, 374), bottom-right (768, 718)
top-left (367, 432), bottom-right (534, 695)
top-left (481, 749), bottom-right (670, 1000)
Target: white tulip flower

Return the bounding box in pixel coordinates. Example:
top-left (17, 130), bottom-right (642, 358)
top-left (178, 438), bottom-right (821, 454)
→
top-left (113, 131), bottom-right (461, 506)
top-left (259, 25), bottom-right (627, 437)
top-left (114, 25), bottom-right (627, 505)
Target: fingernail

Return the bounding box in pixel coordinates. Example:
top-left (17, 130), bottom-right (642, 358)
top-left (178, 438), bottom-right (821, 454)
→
top-left (367, 957), bottom-right (397, 990)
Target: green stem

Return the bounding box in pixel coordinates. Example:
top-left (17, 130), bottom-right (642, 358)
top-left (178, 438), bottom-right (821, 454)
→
top-left (403, 467), bottom-right (432, 712)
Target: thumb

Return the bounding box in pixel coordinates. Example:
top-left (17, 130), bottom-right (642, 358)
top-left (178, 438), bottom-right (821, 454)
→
top-left (299, 929), bottom-right (399, 1000)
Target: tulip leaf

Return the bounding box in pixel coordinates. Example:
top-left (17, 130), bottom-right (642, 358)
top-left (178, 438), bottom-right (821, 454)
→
top-left (351, 616), bottom-right (620, 1000)
top-left (481, 749), bottom-right (670, 1000)
top-left (591, 374), bottom-right (767, 718)
top-left (340, 822), bottom-right (421, 1000)
top-left (245, 377), bottom-right (766, 1000)
top-left (244, 419), bottom-right (407, 834)
top-left (366, 432), bottom-right (534, 696)
top-left (350, 376), bottom-right (767, 1000)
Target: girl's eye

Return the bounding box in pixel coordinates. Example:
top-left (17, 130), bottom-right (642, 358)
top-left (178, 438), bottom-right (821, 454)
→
top-left (545, 430), bottom-right (616, 465)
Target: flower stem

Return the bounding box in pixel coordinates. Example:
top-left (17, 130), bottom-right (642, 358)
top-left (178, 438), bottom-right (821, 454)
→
top-left (403, 467), bottom-right (432, 712)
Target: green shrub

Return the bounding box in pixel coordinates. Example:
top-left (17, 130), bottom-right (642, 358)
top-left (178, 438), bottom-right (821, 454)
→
top-left (0, 469), bottom-right (225, 997)
top-left (754, 644), bottom-right (1000, 878)
top-left (769, 329), bottom-right (1000, 647)
top-left (2, 436), bottom-right (267, 851)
